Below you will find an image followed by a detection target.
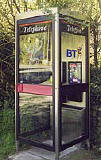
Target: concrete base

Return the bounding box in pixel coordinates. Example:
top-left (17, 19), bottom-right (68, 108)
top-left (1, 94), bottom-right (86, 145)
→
top-left (9, 152), bottom-right (44, 160)
top-left (9, 145), bottom-right (78, 160)
top-left (29, 146), bottom-right (78, 160)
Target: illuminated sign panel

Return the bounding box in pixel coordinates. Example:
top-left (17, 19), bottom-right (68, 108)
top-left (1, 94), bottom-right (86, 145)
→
top-left (19, 21), bottom-right (51, 35)
top-left (61, 20), bottom-right (82, 34)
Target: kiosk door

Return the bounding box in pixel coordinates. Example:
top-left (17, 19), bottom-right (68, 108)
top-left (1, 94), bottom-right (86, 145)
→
top-left (16, 18), bottom-right (54, 150)
top-left (60, 20), bottom-right (89, 149)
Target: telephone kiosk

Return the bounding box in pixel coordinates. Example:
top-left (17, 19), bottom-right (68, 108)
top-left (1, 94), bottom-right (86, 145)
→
top-left (15, 8), bottom-right (90, 160)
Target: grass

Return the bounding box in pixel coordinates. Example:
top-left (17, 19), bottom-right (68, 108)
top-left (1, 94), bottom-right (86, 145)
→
top-left (0, 109), bottom-right (16, 160)
top-left (0, 132), bottom-right (16, 160)
top-left (62, 149), bottom-right (101, 160)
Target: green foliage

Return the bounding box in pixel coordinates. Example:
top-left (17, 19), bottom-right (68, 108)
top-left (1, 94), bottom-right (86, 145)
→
top-left (0, 35), bottom-right (14, 109)
top-left (0, 35), bottom-right (15, 159)
top-left (36, 0), bottom-right (77, 10)
top-left (0, 109), bottom-right (15, 160)
top-left (1, 109), bottom-right (15, 132)
top-left (90, 64), bottom-right (101, 150)
top-left (90, 64), bottom-right (101, 106)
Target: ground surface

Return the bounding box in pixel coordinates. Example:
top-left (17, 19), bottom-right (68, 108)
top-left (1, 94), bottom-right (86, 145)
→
top-left (8, 146), bottom-right (101, 160)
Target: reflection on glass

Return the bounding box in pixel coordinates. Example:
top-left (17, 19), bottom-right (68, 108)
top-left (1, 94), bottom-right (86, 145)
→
top-left (19, 93), bottom-right (53, 146)
top-left (61, 29), bottom-right (86, 144)
top-left (19, 24), bottom-right (52, 85)
top-left (62, 107), bottom-right (85, 144)
top-left (18, 22), bottom-right (53, 146)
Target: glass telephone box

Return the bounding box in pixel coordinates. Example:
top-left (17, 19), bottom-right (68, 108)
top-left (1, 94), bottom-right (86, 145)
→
top-left (15, 8), bottom-right (90, 159)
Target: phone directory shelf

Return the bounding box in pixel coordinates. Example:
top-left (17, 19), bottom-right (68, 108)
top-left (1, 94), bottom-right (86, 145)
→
top-left (62, 103), bottom-right (85, 111)
top-left (61, 83), bottom-right (88, 102)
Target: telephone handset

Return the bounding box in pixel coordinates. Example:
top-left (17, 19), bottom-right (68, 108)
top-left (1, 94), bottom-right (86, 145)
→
top-left (62, 62), bottom-right (67, 83)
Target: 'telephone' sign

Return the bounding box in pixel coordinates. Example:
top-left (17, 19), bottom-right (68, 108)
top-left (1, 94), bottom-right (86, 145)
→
top-left (67, 49), bottom-right (77, 58)
top-left (19, 21), bottom-right (52, 35)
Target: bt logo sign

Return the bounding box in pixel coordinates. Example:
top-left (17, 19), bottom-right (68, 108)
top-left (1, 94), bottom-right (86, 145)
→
top-left (67, 49), bottom-right (77, 58)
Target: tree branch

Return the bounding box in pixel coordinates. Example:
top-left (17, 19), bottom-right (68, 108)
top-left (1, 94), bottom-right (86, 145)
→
top-left (7, 0), bottom-right (15, 23)
top-left (24, 0), bottom-right (28, 12)
top-left (13, 0), bottom-right (20, 13)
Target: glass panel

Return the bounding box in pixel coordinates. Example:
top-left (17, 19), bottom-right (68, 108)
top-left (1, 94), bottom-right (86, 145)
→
top-left (19, 23), bottom-right (52, 85)
top-left (18, 22), bottom-right (53, 147)
top-left (61, 21), bottom-right (86, 145)
top-left (62, 107), bottom-right (85, 144)
top-left (19, 93), bottom-right (53, 146)
top-left (61, 29), bottom-right (86, 107)
top-left (61, 32), bottom-right (86, 84)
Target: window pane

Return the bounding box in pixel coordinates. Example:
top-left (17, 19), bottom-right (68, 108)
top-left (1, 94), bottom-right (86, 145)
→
top-left (19, 93), bottom-right (53, 146)
top-left (62, 107), bottom-right (85, 144)
top-left (19, 23), bottom-right (52, 85)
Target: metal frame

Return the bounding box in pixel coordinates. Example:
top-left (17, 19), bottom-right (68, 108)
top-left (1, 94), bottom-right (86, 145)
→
top-left (54, 11), bottom-right (61, 160)
top-left (15, 20), bottom-right (20, 145)
top-left (85, 26), bottom-right (90, 139)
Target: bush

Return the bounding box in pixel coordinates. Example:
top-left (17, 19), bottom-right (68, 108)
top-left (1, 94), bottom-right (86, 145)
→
top-left (90, 64), bottom-right (101, 149)
top-left (90, 65), bottom-right (101, 106)
top-left (0, 34), bottom-right (15, 159)
top-left (0, 36), bottom-right (14, 110)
